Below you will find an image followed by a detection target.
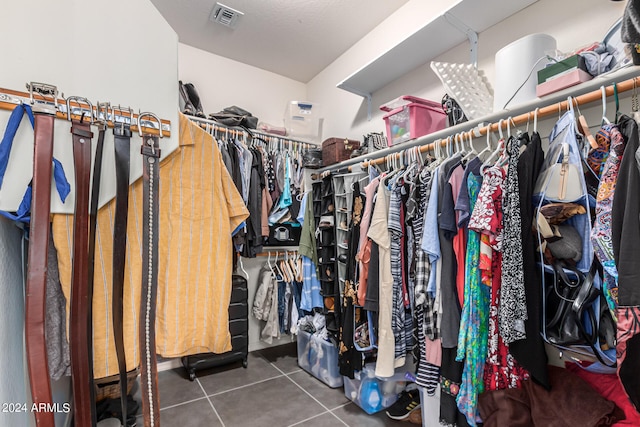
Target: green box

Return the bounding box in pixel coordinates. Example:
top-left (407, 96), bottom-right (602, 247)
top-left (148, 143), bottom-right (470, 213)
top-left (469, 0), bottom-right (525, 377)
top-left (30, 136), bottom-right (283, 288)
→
top-left (537, 55), bottom-right (588, 84)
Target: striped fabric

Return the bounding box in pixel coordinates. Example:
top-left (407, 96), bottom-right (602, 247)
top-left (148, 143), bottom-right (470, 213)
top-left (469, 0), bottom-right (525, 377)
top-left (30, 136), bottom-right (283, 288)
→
top-left (52, 113), bottom-right (249, 378)
top-left (388, 184), bottom-right (406, 363)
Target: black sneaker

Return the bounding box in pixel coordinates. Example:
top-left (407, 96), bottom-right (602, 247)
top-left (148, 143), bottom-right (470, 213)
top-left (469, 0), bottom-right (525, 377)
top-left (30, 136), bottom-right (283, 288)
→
top-left (386, 389), bottom-right (421, 420)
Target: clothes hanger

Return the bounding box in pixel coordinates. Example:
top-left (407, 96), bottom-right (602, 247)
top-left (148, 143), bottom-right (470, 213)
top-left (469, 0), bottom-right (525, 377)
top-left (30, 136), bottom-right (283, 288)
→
top-left (238, 256), bottom-right (249, 280)
top-left (481, 120), bottom-right (506, 173)
top-left (533, 108), bottom-right (539, 134)
top-left (461, 131), bottom-right (478, 164)
top-left (495, 118), bottom-right (513, 168)
top-left (477, 122), bottom-right (494, 161)
top-left (601, 85), bottom-right (611, 126)
top-left (632, 78), bottom-right (640, 123)
top-left (571, 96), bottom-right (598, 149)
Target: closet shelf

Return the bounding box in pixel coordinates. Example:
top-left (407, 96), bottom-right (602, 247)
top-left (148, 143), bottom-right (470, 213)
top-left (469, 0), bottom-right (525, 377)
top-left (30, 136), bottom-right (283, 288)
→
top-left (324, 65), bottom-right (640, 174)
top-left (336, 0), bottom-right (538, 99)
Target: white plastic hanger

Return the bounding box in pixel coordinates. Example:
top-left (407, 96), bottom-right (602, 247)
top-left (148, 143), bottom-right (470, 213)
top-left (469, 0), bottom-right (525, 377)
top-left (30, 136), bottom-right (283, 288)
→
top-left (533, 107), bottom-right (539, 133)
top-left (238, 256), bottom-right (249, 279)
top-left (601, 86), bottom-right (611, 126)
top-left (477, 123), bottom-right (494, 161)
top-left (461, 131), bottom-right (478, 164)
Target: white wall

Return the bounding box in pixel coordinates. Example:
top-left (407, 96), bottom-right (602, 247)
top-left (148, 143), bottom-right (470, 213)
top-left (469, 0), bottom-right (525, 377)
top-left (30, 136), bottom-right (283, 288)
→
top-left (308, 0), bottom-right (627, 140)
top-left (0, 2), bottom-right (179, 425)
top-left (178, 43), bottom-right (307, 128)
top-left (0, 0), bottom-right (179, 214)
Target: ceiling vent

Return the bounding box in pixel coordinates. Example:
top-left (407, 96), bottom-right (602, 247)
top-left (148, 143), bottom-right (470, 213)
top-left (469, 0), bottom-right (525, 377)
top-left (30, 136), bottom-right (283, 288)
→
top-left (210, 2), bottom-right (244, 29)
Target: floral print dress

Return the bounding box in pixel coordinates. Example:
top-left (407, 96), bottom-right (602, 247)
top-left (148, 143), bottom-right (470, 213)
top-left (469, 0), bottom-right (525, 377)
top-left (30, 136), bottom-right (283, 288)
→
top-left (456, 171), bottom-right (490, 427)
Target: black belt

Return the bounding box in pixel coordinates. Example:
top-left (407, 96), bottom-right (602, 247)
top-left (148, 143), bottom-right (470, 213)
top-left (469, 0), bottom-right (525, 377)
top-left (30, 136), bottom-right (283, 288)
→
top-left (86, 103), bottom-right (108, 426)
top-left (25, 83), bottom-right (57, 427)
top-left (67, 96), bottom-right (96, 427)
top-left (112, 107), bottom-right (133, 425)
top-left (138, 113), bottom-right (163, 427)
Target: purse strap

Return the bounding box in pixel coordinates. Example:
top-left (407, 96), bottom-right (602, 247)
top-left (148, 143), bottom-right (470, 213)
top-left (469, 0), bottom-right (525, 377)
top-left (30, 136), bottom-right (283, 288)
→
top-left (572, 259), bottom-right (616, 368)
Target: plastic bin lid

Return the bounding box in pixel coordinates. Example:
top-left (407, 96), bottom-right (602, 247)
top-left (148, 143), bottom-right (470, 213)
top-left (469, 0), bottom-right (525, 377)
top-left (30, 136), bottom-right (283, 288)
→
top-left (380, 95), bottom-right (441, 112)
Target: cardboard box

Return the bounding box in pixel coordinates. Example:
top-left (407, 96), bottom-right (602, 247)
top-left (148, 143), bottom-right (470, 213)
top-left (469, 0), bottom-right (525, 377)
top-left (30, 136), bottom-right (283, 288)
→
top-left (536, 69), bottom-right (593, 97)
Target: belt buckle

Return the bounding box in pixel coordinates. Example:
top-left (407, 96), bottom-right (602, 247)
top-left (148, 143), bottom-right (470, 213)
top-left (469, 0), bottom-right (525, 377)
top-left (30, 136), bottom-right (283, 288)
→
top-left (26, 82), bottom-right (58, 114)
top-left (112, 104), bottom-right (134, 134)
top-left (65, 95), bottom-right (94, 124)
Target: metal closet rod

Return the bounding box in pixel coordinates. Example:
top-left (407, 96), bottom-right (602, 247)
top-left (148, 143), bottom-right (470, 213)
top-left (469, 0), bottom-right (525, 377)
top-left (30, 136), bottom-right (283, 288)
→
top-left (0, 85), bottom-right (172, 136)
top-left (187, 114), bottom-right (317, 148)
top-left (320, 73), bottom-right (640, 175)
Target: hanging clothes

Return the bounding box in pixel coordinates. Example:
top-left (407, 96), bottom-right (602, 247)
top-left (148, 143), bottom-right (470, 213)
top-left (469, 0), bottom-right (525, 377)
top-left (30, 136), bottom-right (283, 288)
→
top-left (456, 168), bottom-right (489, 427)
top-left (591, 123), bottom-right (626, 314)
top-left (368, 182), bottom-right (396, 378)
top-left (611, 114), bottom-right (640, 412)
top-left (253, 264), bottom-right (280, 344)
top-left (299, 191), bottom-right (323, 312)
top-left (508, 131), bottom-right (549, 389)
top-left (52, 113), bottom-right (249, 378)
top-left (339, 183), bottom-right (364, 379)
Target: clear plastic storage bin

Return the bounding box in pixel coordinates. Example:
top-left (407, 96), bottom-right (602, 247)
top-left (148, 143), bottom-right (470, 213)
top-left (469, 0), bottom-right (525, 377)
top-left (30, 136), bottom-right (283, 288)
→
top-left (284, 101), bottom-right (322, 141)
top-left (343, 363), bottom-right (407, 414)
top-left (296, 330), bottom-right (343, 388)
top-left (380, 95), bottom-right (447, 146)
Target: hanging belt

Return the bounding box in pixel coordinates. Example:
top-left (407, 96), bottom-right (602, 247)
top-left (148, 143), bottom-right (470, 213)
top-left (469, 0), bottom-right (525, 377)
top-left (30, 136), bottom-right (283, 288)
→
top-left (67, 97), bottom-right (96, 427)
top-left (112, 107), bottom-right (133, 426)
top-left (138, 113), bottom-right (163, 427)
top-left (86, 103), bottom-right (110, 425)
top-left (24, 83), bottom-right (58, 427)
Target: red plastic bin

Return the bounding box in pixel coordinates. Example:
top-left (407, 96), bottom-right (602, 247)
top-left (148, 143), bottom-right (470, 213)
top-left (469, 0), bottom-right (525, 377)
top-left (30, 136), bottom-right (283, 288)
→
top-left (380, 96), bottom-right (447, 146)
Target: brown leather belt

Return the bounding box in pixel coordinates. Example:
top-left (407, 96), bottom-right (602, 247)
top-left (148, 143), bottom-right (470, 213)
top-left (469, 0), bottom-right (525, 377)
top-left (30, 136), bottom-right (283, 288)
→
top-left (112, 107), bottom-right (133, 425)
top-left (25, 83), bottom-right (57, 427)
top-left (138, 113), bottom-right (163, 427)
top-left (67, 97), bottom-right (96, 427)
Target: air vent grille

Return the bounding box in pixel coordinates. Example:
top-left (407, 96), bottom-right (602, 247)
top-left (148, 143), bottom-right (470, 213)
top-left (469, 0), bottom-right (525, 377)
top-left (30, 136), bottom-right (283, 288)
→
top-left (210, 2), bottom-right (244, 29)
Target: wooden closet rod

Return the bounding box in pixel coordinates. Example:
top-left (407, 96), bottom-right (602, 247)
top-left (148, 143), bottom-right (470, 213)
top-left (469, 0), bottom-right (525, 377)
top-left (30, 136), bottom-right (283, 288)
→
top-left (0, 85), bottom-right (171, 136)
top-left (350, 74), bottom-right (640, 172)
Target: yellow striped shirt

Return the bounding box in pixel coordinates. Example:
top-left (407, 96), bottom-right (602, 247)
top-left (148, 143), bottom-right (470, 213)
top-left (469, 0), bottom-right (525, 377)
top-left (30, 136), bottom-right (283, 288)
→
top-left (52, 113), bottom-right (249, 378)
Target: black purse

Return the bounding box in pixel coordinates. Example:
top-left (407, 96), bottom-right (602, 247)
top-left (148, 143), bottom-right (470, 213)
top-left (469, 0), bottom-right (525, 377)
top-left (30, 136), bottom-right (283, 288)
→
top-left (543, 259), bottom-right (616, 367)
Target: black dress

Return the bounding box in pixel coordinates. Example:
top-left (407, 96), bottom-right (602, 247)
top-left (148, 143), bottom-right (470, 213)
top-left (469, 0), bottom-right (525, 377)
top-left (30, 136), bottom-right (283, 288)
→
top-left (509, 132), bottom-right (549, 389)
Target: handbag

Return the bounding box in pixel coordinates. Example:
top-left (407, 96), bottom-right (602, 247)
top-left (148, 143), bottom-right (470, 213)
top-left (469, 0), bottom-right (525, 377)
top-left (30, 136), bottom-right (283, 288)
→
top-left (534, 143), bottom-right (584, 202)
top-left (542, 260), bottom-right (616, 367)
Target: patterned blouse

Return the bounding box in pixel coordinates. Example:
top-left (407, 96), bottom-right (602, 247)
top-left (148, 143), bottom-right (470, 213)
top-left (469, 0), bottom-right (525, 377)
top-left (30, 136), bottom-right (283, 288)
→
top-left (456, 171), bottom-right (490, 427)
top-left (591, 124), bottom-right (626, 314)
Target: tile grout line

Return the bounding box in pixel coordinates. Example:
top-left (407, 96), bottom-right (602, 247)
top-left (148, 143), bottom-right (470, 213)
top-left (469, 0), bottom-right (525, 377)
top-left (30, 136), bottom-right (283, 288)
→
top-left (287, 402), bottom-right (353, 427)
top-left (286, 409), bottom-right (330, 427)
top-left (269, 361), bottom-right (350, 427)
top-left (196, 377), bottom-right (227, 427)
top-left (206, 373), bottom-right (287, 397)
top-left (159, 395), bottom-right (208, 412)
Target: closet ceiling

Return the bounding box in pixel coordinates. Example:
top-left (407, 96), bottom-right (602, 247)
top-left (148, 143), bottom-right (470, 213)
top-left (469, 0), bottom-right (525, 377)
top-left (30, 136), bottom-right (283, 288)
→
top-left (150, 0), bottom-right (409, 83)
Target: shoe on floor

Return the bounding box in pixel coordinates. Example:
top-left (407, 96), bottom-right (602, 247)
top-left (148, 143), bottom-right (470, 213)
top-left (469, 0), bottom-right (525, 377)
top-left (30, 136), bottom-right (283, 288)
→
top-left (407, 407), bottom-right (422, 424)
top-left (386, 389), bottom-right (421, 420)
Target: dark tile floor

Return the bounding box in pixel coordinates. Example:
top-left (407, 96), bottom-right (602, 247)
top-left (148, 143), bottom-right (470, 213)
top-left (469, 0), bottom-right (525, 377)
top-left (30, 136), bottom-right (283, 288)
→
top-left (132, 343), bottom-right (410, 427)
